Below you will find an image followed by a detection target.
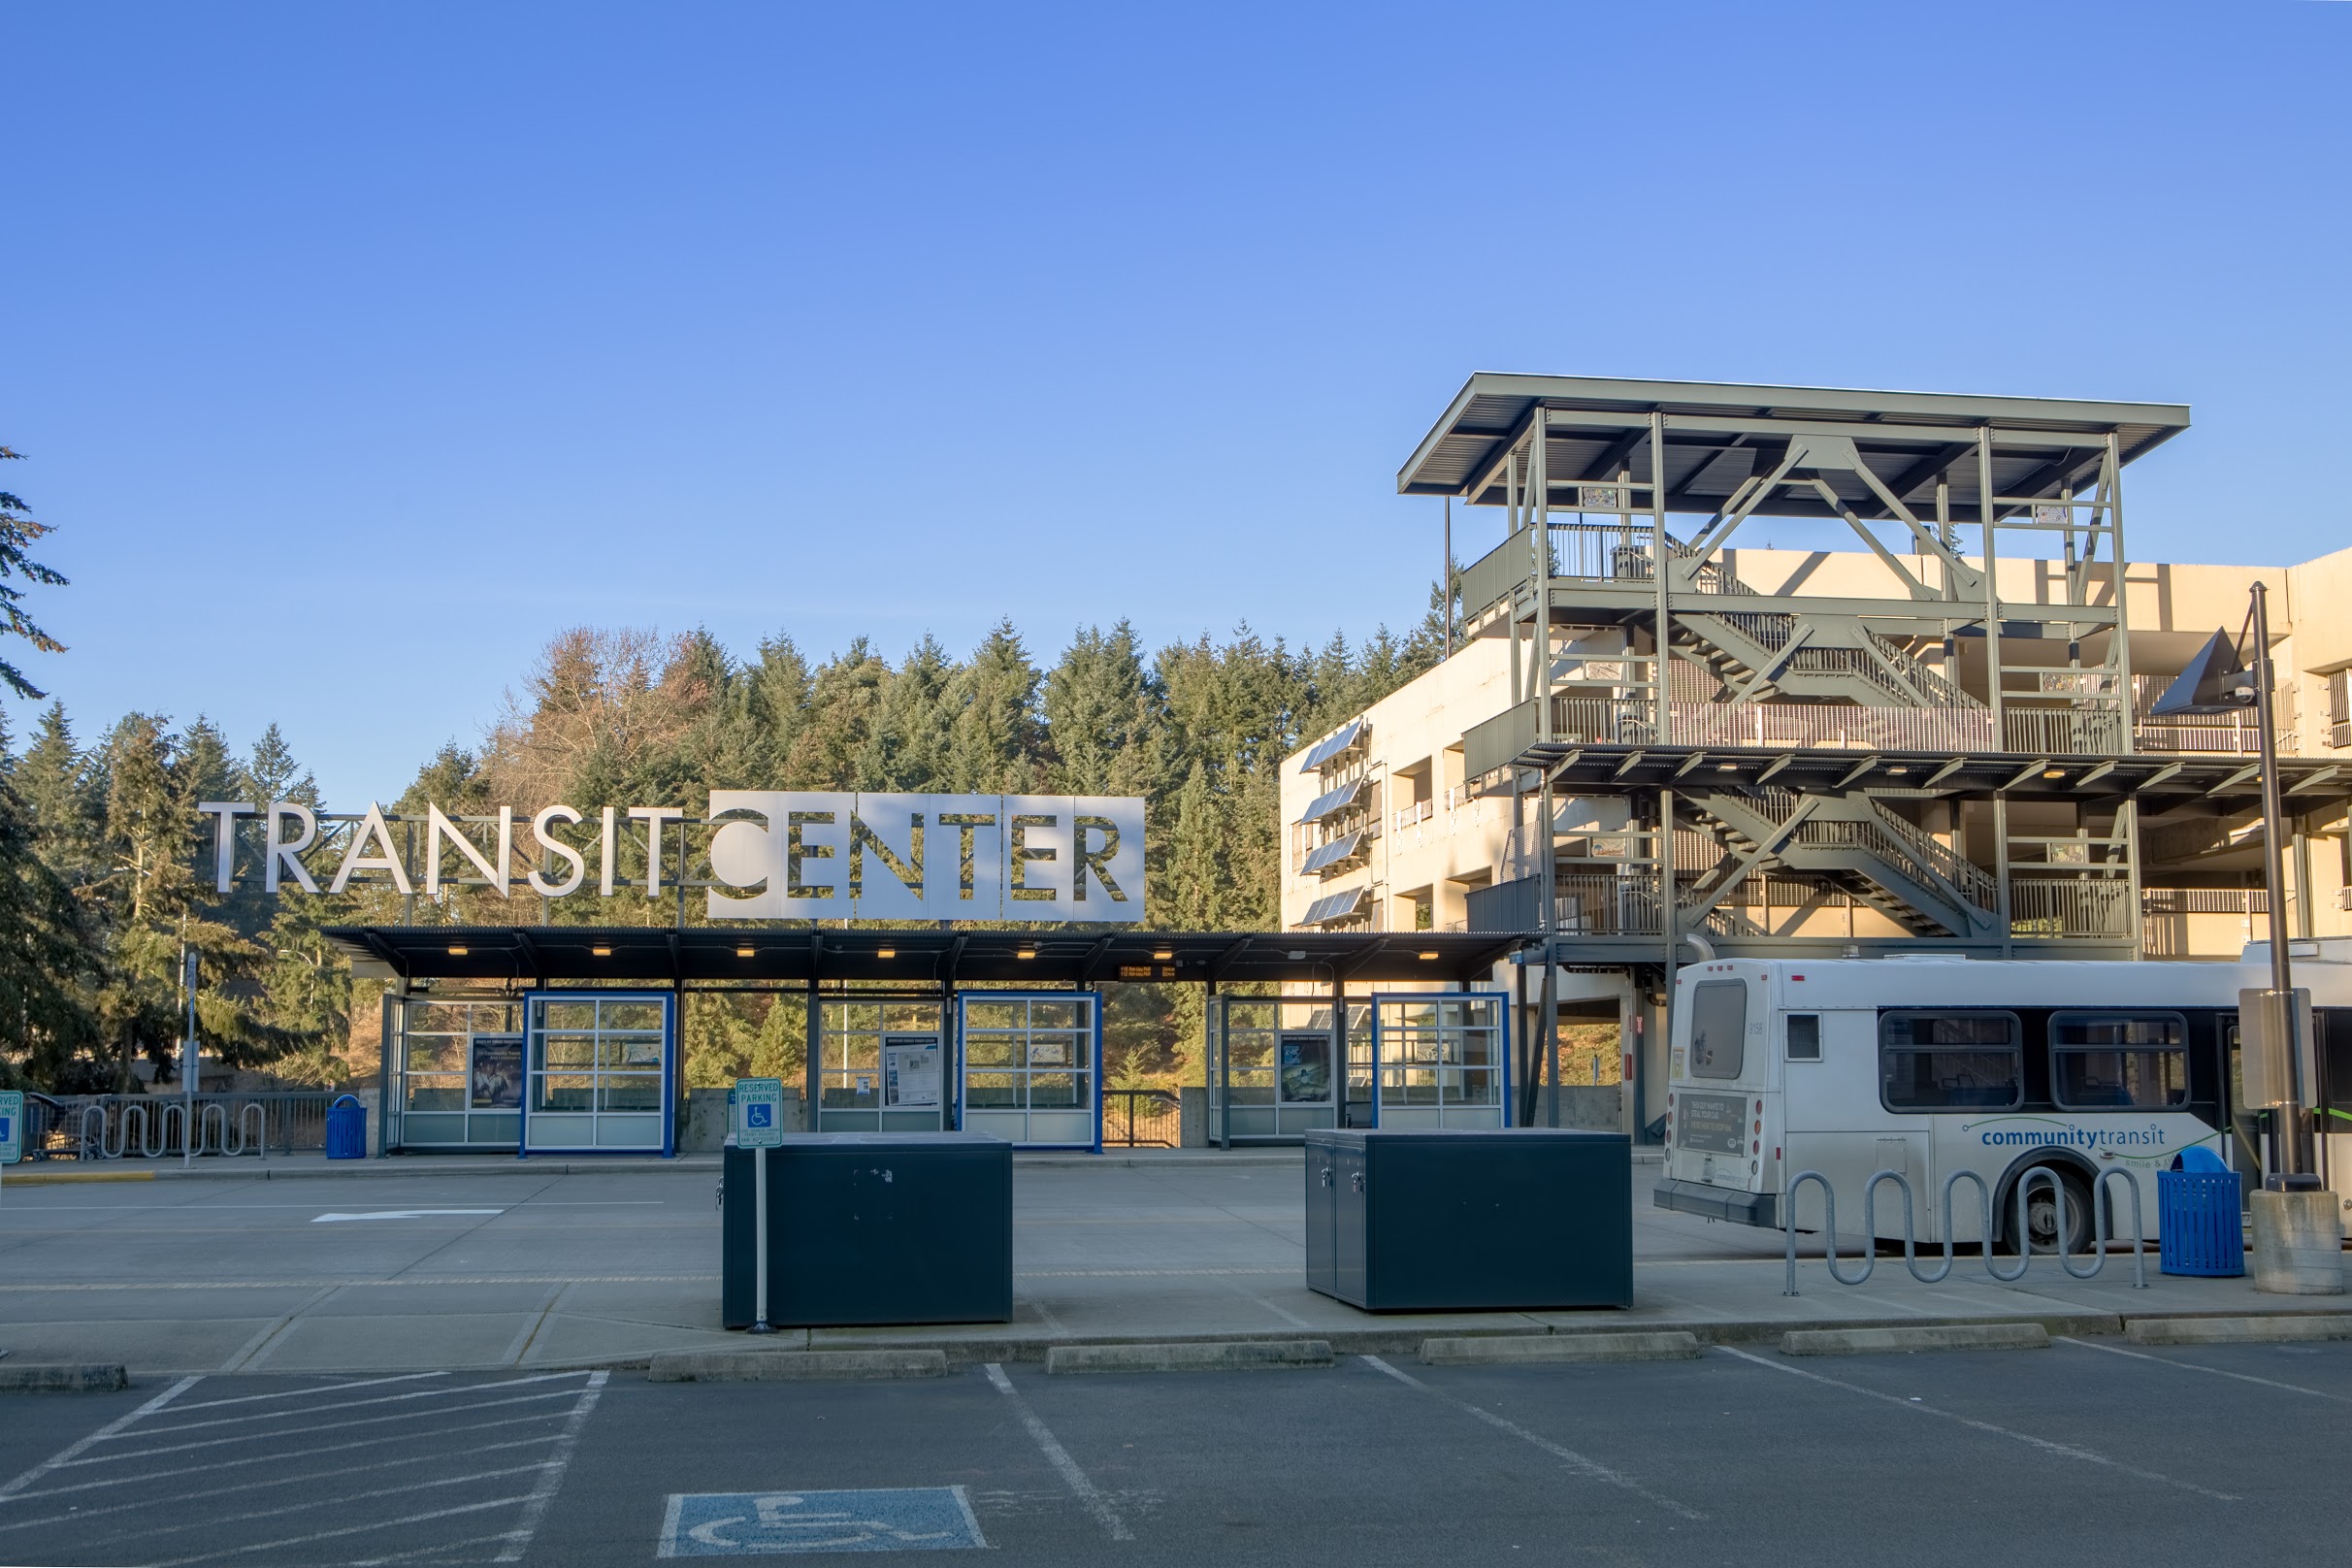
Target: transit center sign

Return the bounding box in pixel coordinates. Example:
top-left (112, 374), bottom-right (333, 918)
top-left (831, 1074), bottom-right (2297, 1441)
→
top-left (195, 792), bottom-right (1146, 924)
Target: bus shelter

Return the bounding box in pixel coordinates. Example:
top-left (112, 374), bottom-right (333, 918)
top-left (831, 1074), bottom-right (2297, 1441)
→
top-left (1209, 991), bottom-right (1512, 1143)
top-left (337, 926), bottom-right (1524, 1156)
top-left (383, 989), bottom-right (678, 1157)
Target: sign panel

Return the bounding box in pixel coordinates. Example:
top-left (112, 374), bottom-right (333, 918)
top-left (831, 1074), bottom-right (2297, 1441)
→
top-left (0, 1090), bottom-right (21, 1164)
top-left (706, 793), bottom-right (1140, 923)
top-left (735, 1077), bottom-right (785, 1149)
top-left (196, 791), bottom-right (1145, 925)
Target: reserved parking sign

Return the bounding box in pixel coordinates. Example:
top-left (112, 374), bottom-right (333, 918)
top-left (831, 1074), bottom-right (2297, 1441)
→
top-left (735, 1078), bottom-right (784, 1150)
top-left (0, 1090), bottom-right (22, 1165)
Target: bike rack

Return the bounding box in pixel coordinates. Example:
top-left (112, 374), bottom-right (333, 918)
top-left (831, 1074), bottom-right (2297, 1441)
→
top-left (1784, 1166), bottom-right (2147, 1296)
top-left (192, 1101), bottom-right (267, 1156)
top-left (76, 1098), bottom-right (273, 1160)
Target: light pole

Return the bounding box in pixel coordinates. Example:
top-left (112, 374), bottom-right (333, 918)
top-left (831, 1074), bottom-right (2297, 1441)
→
top-left (2153, 583), bottom-right (2341, 1292)
top-left (2245, 582), bottom-right (2319, 1191)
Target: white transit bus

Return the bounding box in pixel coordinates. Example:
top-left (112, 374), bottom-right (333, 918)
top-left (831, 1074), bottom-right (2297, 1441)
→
top-left (1654, 948), bottom-right (2352, 1251)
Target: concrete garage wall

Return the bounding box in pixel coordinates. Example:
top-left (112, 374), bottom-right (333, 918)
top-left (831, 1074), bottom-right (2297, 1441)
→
top-left (681, 1086), bottom-right (806, 1152)
top-left (1553, 1086), bottom-right (1621, 1132)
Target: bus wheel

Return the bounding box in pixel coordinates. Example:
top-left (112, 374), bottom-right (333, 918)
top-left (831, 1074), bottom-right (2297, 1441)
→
top-left (2007, 1168), bottom-right (2093, 1256)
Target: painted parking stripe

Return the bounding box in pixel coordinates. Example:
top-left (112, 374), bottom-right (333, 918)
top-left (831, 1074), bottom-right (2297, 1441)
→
top-left (125, 1372), bottom-right (588, 1438)
top-left (1358, 1356), bottom-right (1703, 1520)
top-left (313, 1210), bottom-right (506, 1223)
top-left (1712, 1344), bottom-right (2238, 1500)
top-left (0, 1377), bottom-right (200, 1501)
top-left (2057, 1335), bottom-right (2352, 1403)
top-left (0, 1433), bottom-right (579, 1535)
top-left (493, 1369), bottom-right (604, 1563)
top-left (83, 1387), bottom-right (593, 1466)
top-left (11, 1410), bottom-right (594, 1503)
top-left (657, 1489), bottom-right (986, 1556)
top-left (981, 1363), bottom-right (1131, 1542)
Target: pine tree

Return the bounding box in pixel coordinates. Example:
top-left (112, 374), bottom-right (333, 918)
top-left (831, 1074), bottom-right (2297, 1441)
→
top-left (862, 636), bottom-right (956, 792)
top-left (1043, 622), bottom-right (1157, 798)
top-left (0, 448), bottom-right (68, 701)
top-left (947, 621), bottom-right (1044, 793)
top-left (0, 711), bottom-right (98, 1089)
top-left (15, 702), bottom-right (100, 885)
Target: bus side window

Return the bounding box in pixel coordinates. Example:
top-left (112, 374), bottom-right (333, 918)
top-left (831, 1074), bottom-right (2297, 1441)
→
top-left (1786, 1014), bottom-right (1821, 1062)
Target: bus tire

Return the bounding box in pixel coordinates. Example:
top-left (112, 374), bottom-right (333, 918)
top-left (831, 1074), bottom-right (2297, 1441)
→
top-left (2000, 1163), bottom-right (2093, 1257)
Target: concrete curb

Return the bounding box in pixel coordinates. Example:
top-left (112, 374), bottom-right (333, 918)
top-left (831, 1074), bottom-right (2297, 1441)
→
top-left (20, 1151), bottom-right (1323, 1181)
top-left (164, 1159), bottom-right (727, 1181)
top-left (1781, 1323), bottom-right (2050, 1356)
top-left (0, 1363), bottom-right (129, 1391)
top-left (1, 1169), bottom-right (157, 1185)
top-left (646, 1349), bottom-right (947, 1382)
top-left (1045, 1340), bottom-right (1333, 1374)
top-left (1419, 1331), bottom-right (1700, 1366)
top-left (2126, 1314), bottom-right (2352, 1346)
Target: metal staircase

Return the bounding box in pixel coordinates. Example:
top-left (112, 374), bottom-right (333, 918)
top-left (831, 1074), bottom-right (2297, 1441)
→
top-left (1672, 609), bottom-right (1982, 709)
top-left (1682, 785), bottom-right (2000, 939)
top-left (1638, 544), bottom-right (1982, 710)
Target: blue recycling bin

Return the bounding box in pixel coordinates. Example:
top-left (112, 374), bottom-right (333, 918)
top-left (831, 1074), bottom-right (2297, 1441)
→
top-left (2158, 1155), bottom-right (2243, 1277)
top-left (325, 1094), bottom-right (368, 1160)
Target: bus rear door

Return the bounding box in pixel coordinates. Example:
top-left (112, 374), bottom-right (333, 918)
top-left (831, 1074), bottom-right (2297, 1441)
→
top-left (1662, 964), bottom-right (1773, 1225)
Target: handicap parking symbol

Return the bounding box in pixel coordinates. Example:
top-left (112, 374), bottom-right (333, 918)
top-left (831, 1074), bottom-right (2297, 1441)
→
top-left (659, 1488), bottom-right (987, 1556)
top-left (745, 1104), bottom-right (773, 1129)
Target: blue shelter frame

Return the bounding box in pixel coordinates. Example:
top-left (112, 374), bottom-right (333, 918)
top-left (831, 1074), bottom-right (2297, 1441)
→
top-left (518, 990), bottom-right (679, 1158)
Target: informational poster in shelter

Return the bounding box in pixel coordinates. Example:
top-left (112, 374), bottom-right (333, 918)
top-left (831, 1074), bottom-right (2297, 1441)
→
top-left (883, 1044), bottom-right (940, 1108)
top-left (1279, 1033), bottom-right (1331, 1103)
top-left (470, 1036), bottom-right (522, 1109)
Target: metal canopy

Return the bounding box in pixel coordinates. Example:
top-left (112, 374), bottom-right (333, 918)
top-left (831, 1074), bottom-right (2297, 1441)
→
top-left (1397, 373), bottom-right (2190, 518)
top-left (1515, 743), bottom-right (2351, 808)
top-left (324, 926), bottom-right (1522, 987)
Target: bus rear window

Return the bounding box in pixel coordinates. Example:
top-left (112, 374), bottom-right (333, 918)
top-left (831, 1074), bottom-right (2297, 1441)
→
top-left (2050, 1011), bottom-right (2188, 1110)
top-left (1878, 1010), bottom-right (2021, 1111)
top-left (1687, 982), bottom-right (1748, 1080)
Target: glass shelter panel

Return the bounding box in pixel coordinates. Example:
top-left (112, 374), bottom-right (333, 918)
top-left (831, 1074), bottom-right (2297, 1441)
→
top-left (817, 999), bottom-right (945, 1132)
top-left (1371, 994), bottom-right (1510, 1129)
top-left (521, 992), bottom-right (675, 1154)
top-left (1208, 996), bottom-right (1339, 1144)
top-left (389, 999), bottom-right (523, 1151)
top-left (956, 993), bottom-right (1100, 1149)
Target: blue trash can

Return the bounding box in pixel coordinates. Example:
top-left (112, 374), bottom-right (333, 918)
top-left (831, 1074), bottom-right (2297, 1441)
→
top-left (325, 1094), bottom-right (368, 1160)
top-left (2158, 1156), bottom-right (2244, 1277)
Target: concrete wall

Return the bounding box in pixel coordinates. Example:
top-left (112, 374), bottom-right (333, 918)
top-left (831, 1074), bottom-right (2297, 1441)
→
top-left (680, 1086), bottom-right (805, 1153)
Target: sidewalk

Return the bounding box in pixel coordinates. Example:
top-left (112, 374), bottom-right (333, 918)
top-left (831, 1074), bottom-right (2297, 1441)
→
top-left (0, 1155), bottom-right (2333, 1376)
top-left (0, 1147), bottom-right (1322, 1183)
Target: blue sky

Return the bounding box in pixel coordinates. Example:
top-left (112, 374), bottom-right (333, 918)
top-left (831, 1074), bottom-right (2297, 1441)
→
top-left (8, 2), bottom-right (2348, 802)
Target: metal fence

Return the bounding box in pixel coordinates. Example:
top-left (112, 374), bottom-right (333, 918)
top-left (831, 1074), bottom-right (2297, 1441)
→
top-left (23, 1093), bottom-right (339, 1160)
top-left (1101, 1089), bottom-right (1181, 1148)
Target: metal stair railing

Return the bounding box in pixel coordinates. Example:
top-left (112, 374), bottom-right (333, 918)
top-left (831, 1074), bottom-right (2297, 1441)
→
top-left (1854, 803), bottom-right (1999, 911)
top-left (1782, 1168), bottom-right (2147, 1296)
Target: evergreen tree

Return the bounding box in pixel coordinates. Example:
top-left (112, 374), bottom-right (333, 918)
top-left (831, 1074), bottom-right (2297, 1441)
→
top-left (240, 724), bottom-right (318, 806)
top-left (0, 712), bottom-right (98, 1089)
top-left (862, 636), bottom-right (956, 792)
top-left (15, 702), bottom-right (100, 884)
top-left (789, 638), bottom-right (888, 789)
top-left (947, 621), bottom-right (1044, 792)
top-left (0, 447), bottom-right (68, 701)
top-left (1043, 622), bottom-right (1157, 798)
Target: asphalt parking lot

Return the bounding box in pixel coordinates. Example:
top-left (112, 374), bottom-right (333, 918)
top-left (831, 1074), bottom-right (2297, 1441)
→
top-left (4, 1336), bottom-right (2346, 1567)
